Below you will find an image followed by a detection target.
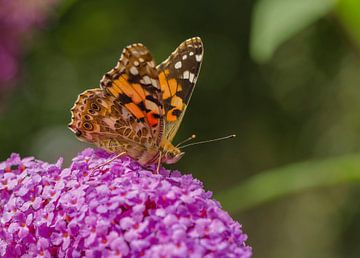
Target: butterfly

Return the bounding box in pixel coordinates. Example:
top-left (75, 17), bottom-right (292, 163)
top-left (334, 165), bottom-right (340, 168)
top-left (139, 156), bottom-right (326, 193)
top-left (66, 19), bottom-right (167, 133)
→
top-left (69, 37), bottom-right (203, 169)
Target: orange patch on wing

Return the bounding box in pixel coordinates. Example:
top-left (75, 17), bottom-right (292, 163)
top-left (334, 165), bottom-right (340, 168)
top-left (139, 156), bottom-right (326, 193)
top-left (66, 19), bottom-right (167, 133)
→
top-left (168, 79), bottom-right (178, 96)
top-left (159, 71), bottom-right (171, 99)
top-left (114, 75), bottom-right (143, 104)
top-left (159, 70), bottom-right (181, 100)
top-left (166, 108), bottom-right (178, 122)
top-left (108, 85), bottom-right (121, 98)
top-left (146, 112), bottom-right (159, 127)
top-left (132, 83), bottom-right (146, 100)
top-left (125, 103), bottom-right (144, 119)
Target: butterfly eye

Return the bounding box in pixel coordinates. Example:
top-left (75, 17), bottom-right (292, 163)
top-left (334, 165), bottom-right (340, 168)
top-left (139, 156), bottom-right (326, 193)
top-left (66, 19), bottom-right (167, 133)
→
top-left (91, 103), bottom-right (101, 111)
top-left (82, 122), bottom-right (93, 130)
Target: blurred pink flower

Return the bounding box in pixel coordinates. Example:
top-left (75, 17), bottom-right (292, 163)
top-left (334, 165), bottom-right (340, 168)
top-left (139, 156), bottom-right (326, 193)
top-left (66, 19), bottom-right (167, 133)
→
top-left (0, 148), bottom-right (252, 257)
top-left (0, 0), bottom-right (59, 88)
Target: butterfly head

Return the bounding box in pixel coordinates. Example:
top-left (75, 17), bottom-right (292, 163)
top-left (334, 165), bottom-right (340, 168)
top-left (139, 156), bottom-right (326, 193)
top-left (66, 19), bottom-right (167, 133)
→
top-left (163, 148), bottom-right (185, 164)
top-left (160, 139), bottom-right (185, 164)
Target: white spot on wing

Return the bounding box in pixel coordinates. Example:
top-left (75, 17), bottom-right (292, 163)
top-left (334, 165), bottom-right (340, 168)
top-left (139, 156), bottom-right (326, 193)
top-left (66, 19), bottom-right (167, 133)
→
top-left (141, 75), bottom-right (151, 85)
top-left (189, 72), bottom-right (195, 82)
top-left (130, 66), bottom-right (138, 75)
top-left (183, 70), bottom-right (190, 79)
top-left (189, 52), bottom-right (194, 56)
top-left (195, 54), bottom-right (202, 62)
top-left (151, 78), bottom-right (159, 88)
top-left (182, 55), bottom-right (187, 60)
top-left (175, 61), bottom-right (182, 69)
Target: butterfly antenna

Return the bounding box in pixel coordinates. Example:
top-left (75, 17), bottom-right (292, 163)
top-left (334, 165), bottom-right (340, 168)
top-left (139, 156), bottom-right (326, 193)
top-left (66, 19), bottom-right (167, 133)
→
top-left (176, 134), bottom-right (197, 148)
top-left (179, 134), bottom-right (236, 149)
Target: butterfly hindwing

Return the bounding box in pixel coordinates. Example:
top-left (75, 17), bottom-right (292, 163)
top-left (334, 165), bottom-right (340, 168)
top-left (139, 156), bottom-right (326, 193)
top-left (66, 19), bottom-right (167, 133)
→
top-left (100, 43), bottom-right (164, 145)
top-left (69, 89), bottom-right (152, 160)
top-left (157, 37), bottom-right (203, 142)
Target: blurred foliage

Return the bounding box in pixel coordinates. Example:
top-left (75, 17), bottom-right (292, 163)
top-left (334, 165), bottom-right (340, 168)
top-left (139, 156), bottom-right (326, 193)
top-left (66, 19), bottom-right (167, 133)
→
top-left (216, 153), bottom-right (360, 212)
top-left (336, 0), bottom-right (360, 49)
top-left (251, 0), bottom-right (337, 62)
top-left (1, 0), bottom-right (360, 257)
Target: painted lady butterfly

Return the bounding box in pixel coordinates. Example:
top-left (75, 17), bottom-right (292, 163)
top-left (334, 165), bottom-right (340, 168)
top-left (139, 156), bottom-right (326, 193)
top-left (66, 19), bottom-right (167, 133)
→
top-left (69, 37), bottom-right (203, 168)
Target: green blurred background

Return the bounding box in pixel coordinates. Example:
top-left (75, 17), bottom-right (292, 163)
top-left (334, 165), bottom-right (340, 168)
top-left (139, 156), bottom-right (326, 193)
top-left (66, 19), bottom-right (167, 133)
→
top-left (1, 0), bottom-right (360, 257)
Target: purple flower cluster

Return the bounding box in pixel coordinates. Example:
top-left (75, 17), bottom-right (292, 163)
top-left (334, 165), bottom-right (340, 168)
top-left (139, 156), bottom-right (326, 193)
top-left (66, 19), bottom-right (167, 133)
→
top-left (0, 0), bottom-right (59, 88)
top-left (0, 148), bottom-right (252, 257)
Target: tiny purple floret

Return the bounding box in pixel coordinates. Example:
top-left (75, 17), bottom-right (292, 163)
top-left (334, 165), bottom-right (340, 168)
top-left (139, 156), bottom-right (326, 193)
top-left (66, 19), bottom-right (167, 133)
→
top-left (0, 148), bottom-right (252, 257)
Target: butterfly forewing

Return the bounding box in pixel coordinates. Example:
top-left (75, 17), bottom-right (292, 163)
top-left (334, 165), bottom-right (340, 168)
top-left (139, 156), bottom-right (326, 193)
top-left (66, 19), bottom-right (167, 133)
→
top-left (100, 43), bottom-right (164, 145)
top-left (156, 37), bottom-right (203, 142)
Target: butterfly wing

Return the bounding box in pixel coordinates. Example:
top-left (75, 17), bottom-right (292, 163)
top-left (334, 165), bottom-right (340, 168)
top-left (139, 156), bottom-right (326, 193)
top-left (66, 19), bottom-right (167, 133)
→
top-left (100, 43), bottom-right (164, 145)
top-left (156, 37), bottom-right (203, 142)
top-left (69, 89), bottom-right (152, 161)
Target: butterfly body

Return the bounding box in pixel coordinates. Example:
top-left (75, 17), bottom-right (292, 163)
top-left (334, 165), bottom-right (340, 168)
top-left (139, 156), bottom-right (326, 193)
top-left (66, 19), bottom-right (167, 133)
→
top-left (69, 37), bottom-right (203, 167)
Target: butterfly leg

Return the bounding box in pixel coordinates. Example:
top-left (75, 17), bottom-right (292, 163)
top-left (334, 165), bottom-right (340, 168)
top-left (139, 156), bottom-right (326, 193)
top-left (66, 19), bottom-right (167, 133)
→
top-left (91, 151), bottom-right (126, 173)
top-left (155, 152), bottom-right (162, 174)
